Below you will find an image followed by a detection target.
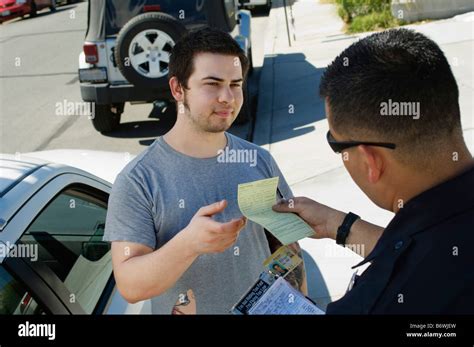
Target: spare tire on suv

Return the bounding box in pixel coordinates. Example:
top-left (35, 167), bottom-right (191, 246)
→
top-left (115, 12), bottom-right (187, 88)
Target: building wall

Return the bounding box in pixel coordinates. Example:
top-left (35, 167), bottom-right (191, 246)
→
top-left (391, 0), bottom-right (474, 22)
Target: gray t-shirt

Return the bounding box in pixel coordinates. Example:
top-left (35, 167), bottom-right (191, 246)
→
top-left (104, 132), bottom-right (293, 314)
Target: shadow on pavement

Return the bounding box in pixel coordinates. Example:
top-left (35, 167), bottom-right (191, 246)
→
top-left (103, 103), bottom-right (177, 141)
top-left (254, 53), bottom-right (327, 146)
top-left (248, 5), bottom-right (271, 17)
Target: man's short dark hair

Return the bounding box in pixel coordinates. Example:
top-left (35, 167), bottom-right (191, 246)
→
top-left (169, 27), bottom-right (249, 88)
top-left (319, 28), bottom-right (462, 166)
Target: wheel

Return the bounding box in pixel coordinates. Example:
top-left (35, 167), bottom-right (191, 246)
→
top-left (235, 81), bottom-right (252, 124)
top-left (91, 103), bottom-right (124, 133)
top-left (50, 0), bottom-right (56, 12)
top-left (115, 12), bottom-right (187, 88)
top-left (30, 1), bottom-right (37, 17)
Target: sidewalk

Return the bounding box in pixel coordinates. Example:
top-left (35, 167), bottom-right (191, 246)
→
top-left (254, 0), bottom-right (474, 308)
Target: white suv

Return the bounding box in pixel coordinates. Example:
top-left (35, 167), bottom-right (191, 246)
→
top-left (78, 0), bottom-right (253, 133)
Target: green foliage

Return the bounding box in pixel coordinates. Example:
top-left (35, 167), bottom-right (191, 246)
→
top-left (335, 0), bottom-right (402, 32)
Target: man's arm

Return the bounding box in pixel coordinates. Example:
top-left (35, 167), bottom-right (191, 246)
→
top-left (112, 233), bottom-right (197, 304)
top-left (264, 230), bottom-right (308, 296)
top-left (112, 200), bottom-right (246, 303)
top-left (272, 197), bottom-right (384, 258)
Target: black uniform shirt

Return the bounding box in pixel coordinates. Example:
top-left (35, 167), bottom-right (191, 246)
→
top-left (327, 164), bottom-right (474, 314)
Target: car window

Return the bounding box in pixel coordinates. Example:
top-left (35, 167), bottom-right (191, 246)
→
top-left (105, 0), bottom-right (207, 36)
top-left (0, 265), bottom-right (47, 315)
top-left (19, 186), bottom-right (112, 314)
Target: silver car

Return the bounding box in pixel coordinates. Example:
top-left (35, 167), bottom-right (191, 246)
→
top-left (0, 151), bottom-right (150, 314)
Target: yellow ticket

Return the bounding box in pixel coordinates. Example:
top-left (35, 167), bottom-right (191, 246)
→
top-left (237, 177), bottom-right (314, 245)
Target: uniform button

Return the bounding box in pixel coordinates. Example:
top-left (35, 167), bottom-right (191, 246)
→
top-left (394, 240), bottom-right (403, 250)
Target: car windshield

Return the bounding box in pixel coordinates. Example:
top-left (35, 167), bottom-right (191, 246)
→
top-left (105, 0), bottom-right (208, 36)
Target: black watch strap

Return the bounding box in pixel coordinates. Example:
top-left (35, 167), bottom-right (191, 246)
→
top-left (336, 212), bottom-right (360, 247)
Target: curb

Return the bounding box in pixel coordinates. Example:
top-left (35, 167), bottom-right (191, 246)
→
top-left (252, 0), bottom-right (281, 151)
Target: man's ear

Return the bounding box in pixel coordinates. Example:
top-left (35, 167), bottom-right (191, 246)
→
top-left (357, 145), bottom-right (384, 184)
top-left (169, 77), bottom-right (184, 102)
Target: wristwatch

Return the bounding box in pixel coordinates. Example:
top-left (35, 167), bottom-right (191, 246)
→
top-left (336, 212), bottom-right (360, 247)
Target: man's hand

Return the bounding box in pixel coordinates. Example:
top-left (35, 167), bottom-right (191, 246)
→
top-left (182, 199), bottom-right (247, 256)
top-left (112, 199), bottom-right (246, 303)
top-left (272, 197), bottom-right (345, 240)
top-left (272, 197), bottom-right (385, 258)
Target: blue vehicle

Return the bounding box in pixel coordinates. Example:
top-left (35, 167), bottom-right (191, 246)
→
top-left (78, 0), bottom-right (253, 133)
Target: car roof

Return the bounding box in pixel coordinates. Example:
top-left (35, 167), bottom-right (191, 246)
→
top-left (0, 156), bottom-right (48, 198)
top-left (0, 154), bottom-right (111, 232)
top-left (24, 149), bottom-right (132, 185)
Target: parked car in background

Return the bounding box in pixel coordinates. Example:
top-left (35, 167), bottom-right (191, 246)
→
top-left (0, 151), bottom-right (150, 314)
top-left (78, 0), bottom-right (254, 133)
top-left (0, 0), bottom-right (57, 23)
top-left (241, 0), bottom-right (271, 10)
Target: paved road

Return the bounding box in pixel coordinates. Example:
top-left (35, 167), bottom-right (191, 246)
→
top-left (0, 2), bottom-right (269, 155)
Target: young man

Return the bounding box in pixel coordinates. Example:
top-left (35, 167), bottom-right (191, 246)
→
top-left (273, 29), bottom-right (474, 314)
top-left (104, 28), bottom-right (307, 314)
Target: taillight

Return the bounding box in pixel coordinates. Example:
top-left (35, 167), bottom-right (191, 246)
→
top-left (83, 43), bottom-right (99, 64)
top-left (144, 5), bottom-right (161, 12)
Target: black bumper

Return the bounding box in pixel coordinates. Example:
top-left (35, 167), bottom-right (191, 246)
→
top-left (80, 83), bottom-right (172, 105)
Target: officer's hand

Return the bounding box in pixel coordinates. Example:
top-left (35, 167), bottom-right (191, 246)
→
top-left (272, 197), bottom-right (345, 240)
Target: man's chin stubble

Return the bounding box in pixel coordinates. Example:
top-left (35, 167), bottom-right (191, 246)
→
top-left (206, 113), bottom-right (235, 132)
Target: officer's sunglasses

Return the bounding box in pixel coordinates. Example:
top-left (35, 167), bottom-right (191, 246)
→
top-left (326, 130), bottom-right (396, 153)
